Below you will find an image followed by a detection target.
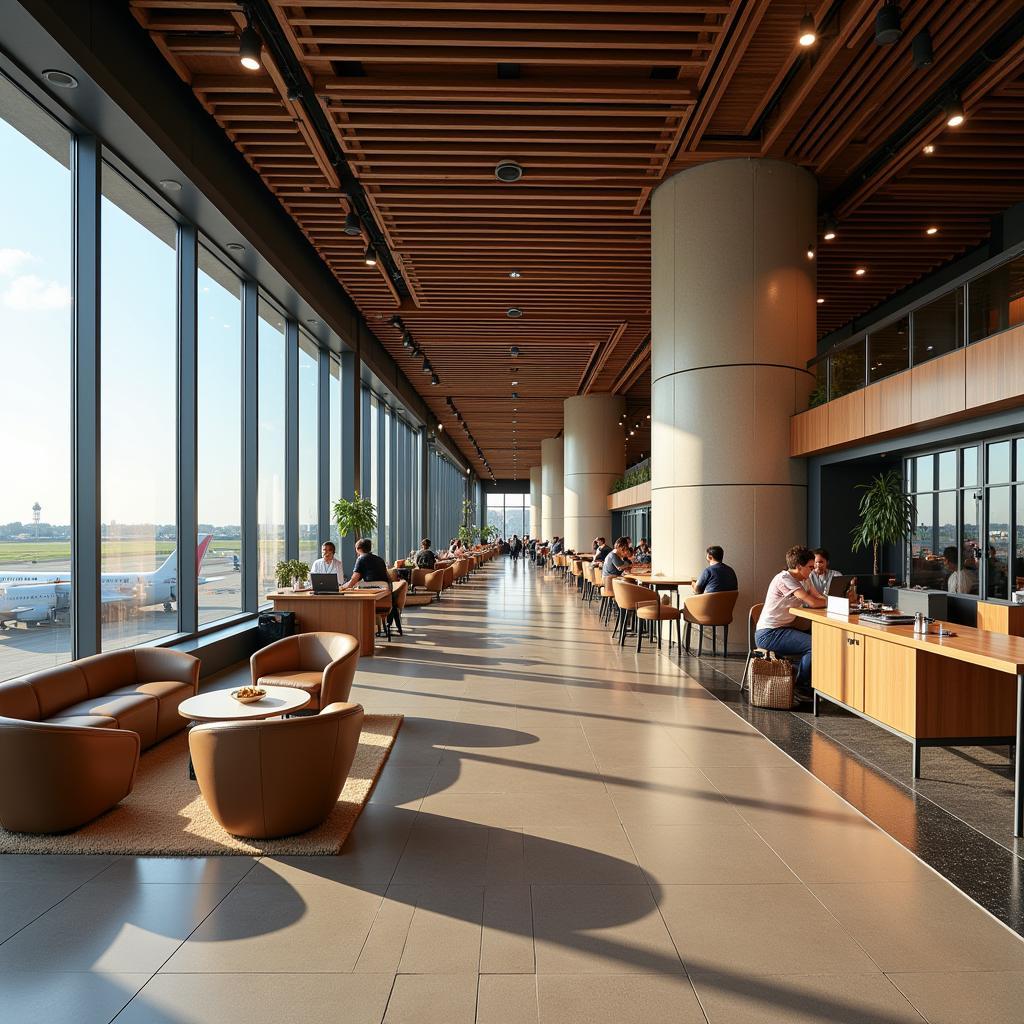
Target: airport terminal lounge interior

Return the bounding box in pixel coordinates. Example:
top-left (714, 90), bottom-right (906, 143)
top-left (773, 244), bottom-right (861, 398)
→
top-left (8, 1), bottom-right (1024, 1021)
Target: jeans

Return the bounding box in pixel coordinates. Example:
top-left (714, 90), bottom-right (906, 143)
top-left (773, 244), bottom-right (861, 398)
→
top-left (754, 627), bottom-right (812, 689)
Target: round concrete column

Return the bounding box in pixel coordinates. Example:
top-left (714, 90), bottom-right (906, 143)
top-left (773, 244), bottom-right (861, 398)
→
top-left (651, 159), bottom-right (816, 616)
top-left (529, 466), bottom-right (542, 540)
top-left (563, 393), bottom-right (626, 552)
top-left (540, 436), bottom-right (564, 541)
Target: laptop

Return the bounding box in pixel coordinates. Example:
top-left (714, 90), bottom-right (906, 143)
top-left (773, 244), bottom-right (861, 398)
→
top-left (826, 574), bottom-right (857, 597)
top-left (310, 572), bottom-right (340, 594)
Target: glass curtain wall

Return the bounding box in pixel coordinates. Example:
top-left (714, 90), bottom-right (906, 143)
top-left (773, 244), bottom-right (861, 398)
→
top-left (486, 493), bottom-right (529, 539)
top-left (257, 298), bottom-right (286, 601)
top-left (197, 245), bottom-right (242, 623)
top-left (328, 355), bottom-right (342, 553)
top-left (0, 77), bottom-right (73, 680)
top-left (100, 164), bottom-right (178, 651)
top-left (298, 331), bottom-right (319, 564)
top-left (393, 414), bottom-right (421, 557)
top-left (429, 447), bottom-right (466, 548)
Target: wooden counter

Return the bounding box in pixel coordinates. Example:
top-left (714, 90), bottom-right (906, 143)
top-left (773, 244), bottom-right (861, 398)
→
top-left (792, 607), bottom-right (1024, 836)
top-left (265, 585), bottom-right (396, 657)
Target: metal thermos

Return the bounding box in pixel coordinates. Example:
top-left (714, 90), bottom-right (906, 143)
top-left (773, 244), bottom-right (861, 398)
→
top-left (913, 612), bottom-right (927, 634)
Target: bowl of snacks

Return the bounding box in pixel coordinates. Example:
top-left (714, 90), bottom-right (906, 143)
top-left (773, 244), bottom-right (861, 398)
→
top-left (231, 686), bottom-right (267, 704)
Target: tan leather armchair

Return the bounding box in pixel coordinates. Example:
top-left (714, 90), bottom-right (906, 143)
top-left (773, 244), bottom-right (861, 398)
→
top-left (683, 590), bottom-right (739, 656)
top-left (410, 567), bottom-right (429, 591)
top-left (189, 701), bottom-right (365, 839)
top-left (0, 717), bottom-right (139, 833)
top-left (250, 632), bottom-right (359, 712)
top-left (422, 567), bottom-right (446, 600)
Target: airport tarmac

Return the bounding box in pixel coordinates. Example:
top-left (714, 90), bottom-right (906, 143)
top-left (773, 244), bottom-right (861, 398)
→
top-left (0, 552), bottom-right (245, 682)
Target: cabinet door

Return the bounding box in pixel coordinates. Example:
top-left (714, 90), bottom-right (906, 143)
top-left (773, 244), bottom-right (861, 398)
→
top-left (811, 623), bottom-right (845, 702)
top-left (863, 638), bottom-right (916, 737)
top-left (840, 631), bottom-right (864, 711)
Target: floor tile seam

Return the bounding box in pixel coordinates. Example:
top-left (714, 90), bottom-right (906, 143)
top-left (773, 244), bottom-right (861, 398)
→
top-left (108, 972), bottom-right (163, 1024)
top-left (672, 660), bottom-right (1024, 942)
top-left (876, 973), bottom-right (934, 1023)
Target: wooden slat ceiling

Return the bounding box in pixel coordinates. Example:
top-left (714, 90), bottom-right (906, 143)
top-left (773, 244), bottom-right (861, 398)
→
top-left (131, 0), bottom-right (1024, 479)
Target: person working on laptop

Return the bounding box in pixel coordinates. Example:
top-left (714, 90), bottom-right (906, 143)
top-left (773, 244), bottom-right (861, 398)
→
top-left (340, 538), bottom-right (391, 590)
top-left (311, 540), bottom-right (344, 580)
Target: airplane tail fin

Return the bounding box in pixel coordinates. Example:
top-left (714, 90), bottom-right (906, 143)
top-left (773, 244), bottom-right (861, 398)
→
top-left (196, 533), bottom-right (212, 574)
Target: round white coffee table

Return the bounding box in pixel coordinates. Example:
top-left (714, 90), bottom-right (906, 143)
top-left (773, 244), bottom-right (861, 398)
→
top-left (179, 686), bottom-right (312, 778)
top-left (179, 685), bottom-right (312, 724)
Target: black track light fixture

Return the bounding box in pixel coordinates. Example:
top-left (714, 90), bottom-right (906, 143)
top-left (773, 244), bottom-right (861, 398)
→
top-left (431, 373), bottom-right (439, 386)
top-left (402, 331), bottom-right (412, 349)
top-left (798, 12), bottom-right (817, 48)
top-left (344, 212), bottom-right (362, 236)
top-left (875, 2), bottom-right (903, 46)
top-left (363, 244), bottom-right (378, 267)
top-left (823, 216), bottom-right (837, 241)
top-left (511, 391), bottom-right (519, 400)
top-left (239, 8), bottom-right (262, 70)
top-left (510, 346), bottom-right (520, 358)
top-left (389, 314), bottom-right (404, 328)
top-left (912, 29), bottom-right (934, 68)
top-left (945, 94), bottom-right (965, 128)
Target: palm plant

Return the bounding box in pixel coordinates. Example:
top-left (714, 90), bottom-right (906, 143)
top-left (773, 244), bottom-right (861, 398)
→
top-left (850, 469), bottom-right (916, 575)
top-left (332, 491), bottom-right (377, 543)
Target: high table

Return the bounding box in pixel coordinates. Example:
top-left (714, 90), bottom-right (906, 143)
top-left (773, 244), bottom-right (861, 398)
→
top-left (265, 584), bottom-right (398, 657)
top-left (793, 606), bottom-right (1024, 837)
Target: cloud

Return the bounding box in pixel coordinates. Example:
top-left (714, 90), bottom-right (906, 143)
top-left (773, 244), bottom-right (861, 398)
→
top-left (0, 248), bottom-right (36, 276)
top-left (2, 274), bottom-right (71, 312)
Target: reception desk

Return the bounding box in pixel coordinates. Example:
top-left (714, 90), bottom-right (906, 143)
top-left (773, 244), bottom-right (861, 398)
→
top-left (265, 586), bottom-right (395, 657)
top-left (793, 607), bottom-right (1024, 835)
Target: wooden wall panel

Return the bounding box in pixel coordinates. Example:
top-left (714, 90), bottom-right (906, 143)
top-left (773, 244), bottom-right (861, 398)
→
top-left (910, 347), bottom-right (965, 423)
top-left (790, 405), bottom-right (828, 456)
top-left (826, 390), bottom-right (865, 449)
top-left (863, 373), bottom-right (912, 436)
top-left (965, 324), bottom-right (1024, 410)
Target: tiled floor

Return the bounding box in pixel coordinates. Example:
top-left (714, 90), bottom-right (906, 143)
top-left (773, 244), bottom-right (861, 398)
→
top-left (4, 559), bottom-right (1024, 1022)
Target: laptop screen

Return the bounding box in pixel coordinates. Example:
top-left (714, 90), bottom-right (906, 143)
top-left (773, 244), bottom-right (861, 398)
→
top-left (310, 573), bottom-right (340, 594)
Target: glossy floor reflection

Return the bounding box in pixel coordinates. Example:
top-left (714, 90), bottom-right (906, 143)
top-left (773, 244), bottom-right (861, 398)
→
top-left (3, 558), bottom-right (1024, 1023)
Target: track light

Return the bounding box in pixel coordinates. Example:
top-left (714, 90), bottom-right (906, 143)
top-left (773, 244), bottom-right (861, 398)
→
top-left (798, 12), bottom-right (816, 47)
top-left (511, 391), bottom-right (519, 400)
top-left (510, 346), bottom-right (520, 357)
top-left (421, 356), bottom-right (430, 373)
top-left (363, 244), bottom-right (377, 266)
top-left (817, 297), bottom-right (825, 304)
top-left (431, 373), bottom-right (439, 386)
top-left (402, 331), bottom-right (412, 348)
top-left (344, 212), bottom-right (362, 236)
top-left (923, 143), bottom-right (936, 155)
top-left (806, 244), bottom-right (816, 260)
top-left (945, 96), bottom-right (965, 128)
top-left (925, 225), bottom-right (939, 236)
top-left (912, 29), bottom-right (934, 68)
top-left (875, 2), bottom-right (902, 46)
top-left (239, 10), bottom-right (262, 70)
top-left (855, 267), bottom-right (867, 276)
top-left (823, 217), bottom-right (837, 241)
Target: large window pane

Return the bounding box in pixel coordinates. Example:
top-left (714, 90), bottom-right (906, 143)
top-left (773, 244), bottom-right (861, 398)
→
top-left (829, 339), bottom-right (865, 399)
top-left (988, 440), bottom-right (1011, 485)
top-left (197, 246), bottom-right (242, 624)
top-left (868, 317), bottom-right (909, 383)
top-left (959, 491), bottom-right (981, 595)
top-left (329, 356), bottom-right (342, 554)
top-left (100, 165), bottom-right (177, 650)
top-left (298, 333), bottom-right (319, 565)
top-left (0, 78), bottom-right (72, 680)
top-left (986, 487), bottom-right (1010, 599)
top-left (258, 299), bottom-right (286, 600)
top-left (913, 287), bottom-right (963, 364)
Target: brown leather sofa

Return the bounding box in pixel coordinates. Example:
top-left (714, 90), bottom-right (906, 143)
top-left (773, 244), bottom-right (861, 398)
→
top-left (250, 631), bottom-right (359, 712)
top-left (0, 648), bottom-right (199, 833)
top-left (189, 701), bottom-right (365, 838)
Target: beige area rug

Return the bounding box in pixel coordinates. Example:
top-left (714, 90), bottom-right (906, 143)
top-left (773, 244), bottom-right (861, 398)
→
top-left (0, 715), bottom-right (402, 857)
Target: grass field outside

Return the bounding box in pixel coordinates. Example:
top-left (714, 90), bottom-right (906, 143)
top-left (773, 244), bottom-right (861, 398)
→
top-left (0, 538), bottom-right (244, 567)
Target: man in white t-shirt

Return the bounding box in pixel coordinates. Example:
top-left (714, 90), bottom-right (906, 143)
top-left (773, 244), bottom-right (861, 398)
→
top-left (754, 545), bottom-right (827, 703)
top-left (311, 540), bottom-right (344, 580)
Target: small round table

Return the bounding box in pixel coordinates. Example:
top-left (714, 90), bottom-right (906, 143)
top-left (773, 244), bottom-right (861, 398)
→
top-left (178, 686), bottom-right (312, 777)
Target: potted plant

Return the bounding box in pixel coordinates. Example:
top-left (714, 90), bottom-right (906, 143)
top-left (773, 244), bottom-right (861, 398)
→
top-left (850, 469), bottom-right (916, 577)
top-left (274, 559), bottom-right (294, 592)
top-left (274, 559), bottom-right (311, 591)
top-left (332, 491), bottom-right (378, 545)
top-left (290, 559), bottom-right (311, 590)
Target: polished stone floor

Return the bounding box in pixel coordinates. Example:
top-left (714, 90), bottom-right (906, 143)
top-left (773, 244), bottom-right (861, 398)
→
top-left (3, 558), bottom-right (1024, 1022)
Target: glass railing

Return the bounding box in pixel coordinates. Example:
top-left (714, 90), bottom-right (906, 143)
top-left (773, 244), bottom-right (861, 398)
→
top-left (808, 250), bottom-right (1024, 408)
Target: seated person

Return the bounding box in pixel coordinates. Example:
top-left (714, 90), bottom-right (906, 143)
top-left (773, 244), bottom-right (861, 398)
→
top-left (602, 537), bottom-right (633, 580)
top-left (413, 538), bottom-right (437, 570)
top-left (550, 536), bottom-right (564, 555)
top-left (633, 539), bottom-right (652, 565)
top-left (340, 538), bottom-right (391, 590)
top-left (311, 540), bottom-right (344, 580)
top-left (943, 546), bottom-right (978, 594)
top-left (807, 548), bottom-right (840, 596)
top-left (694, 545), bottom-right (737, 593)
top-left (754, 545), bottom-right (827, 703)
top-left (592, 536), bottom-right (612, 565)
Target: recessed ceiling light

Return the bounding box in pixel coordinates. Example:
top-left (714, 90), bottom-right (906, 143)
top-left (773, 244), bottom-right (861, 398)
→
top-left (42, 69), bottom-right (78, 88)
top-left (925, 225), bottom-right (939, 235)
top-left (816, 297), bottom-right (825, 304)
top-left (798, 13), bottom-right (817, 47)
top-left (806, 244), bottom-right (816, 260)
top-left (158, 179), bottom-right (182, 192)
top-left (507, 307), bottom-right (523, 318)
top-left (495, 160), bottom-right (524, 183)
top-left (509, 270), bottom-right (521, 279)
top-left (226, 242), bottom-right (246, 254)
top-left (855, 267), bottom-right (867, 276)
